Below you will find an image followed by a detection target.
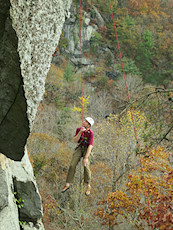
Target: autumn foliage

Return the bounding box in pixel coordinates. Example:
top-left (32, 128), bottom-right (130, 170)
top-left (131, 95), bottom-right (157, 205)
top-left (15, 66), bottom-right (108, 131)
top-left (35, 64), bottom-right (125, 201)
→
top-left (27, 0), bottom-right (172, 229)
top-left (128, 0), bottom-right (164, 17)
top-left (96, 147), bottom-right (173, 229)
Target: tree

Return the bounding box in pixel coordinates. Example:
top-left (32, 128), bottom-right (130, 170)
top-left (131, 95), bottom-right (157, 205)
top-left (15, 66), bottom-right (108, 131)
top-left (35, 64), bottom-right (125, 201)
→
top-left (96, 147), bottom-right (173, 229)
top-left (111, 74), bottom-right (143, 113)
top-left (63, 63), bottom-right (75, 82)
top-left (135, 29), bottom-right (155, 82)
top-left (94, 109), bottom-right (151, 193)
top-left (128, 0), bottom-right (163, 17)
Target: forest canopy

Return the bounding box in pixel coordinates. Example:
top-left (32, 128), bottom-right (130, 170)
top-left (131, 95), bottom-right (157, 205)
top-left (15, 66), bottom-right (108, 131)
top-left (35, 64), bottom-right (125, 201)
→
top-left (87, 0), bottom-right (173, 86)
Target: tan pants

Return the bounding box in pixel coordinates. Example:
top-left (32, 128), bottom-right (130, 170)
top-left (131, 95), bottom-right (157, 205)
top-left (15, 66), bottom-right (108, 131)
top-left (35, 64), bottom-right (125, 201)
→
top-left (66, 145), bottom-right (91, 184)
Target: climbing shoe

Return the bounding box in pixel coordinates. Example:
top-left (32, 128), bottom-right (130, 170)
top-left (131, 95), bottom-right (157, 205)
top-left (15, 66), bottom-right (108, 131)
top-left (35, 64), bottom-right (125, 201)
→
top-left (85, 185), bottom-right (91, 196)
top-left (61, 185), bottom-right (70, 193)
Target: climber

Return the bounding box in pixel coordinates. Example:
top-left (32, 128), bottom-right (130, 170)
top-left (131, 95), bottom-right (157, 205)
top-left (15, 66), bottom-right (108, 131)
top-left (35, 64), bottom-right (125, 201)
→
top-left (61, 117), bottom-right (94, 196)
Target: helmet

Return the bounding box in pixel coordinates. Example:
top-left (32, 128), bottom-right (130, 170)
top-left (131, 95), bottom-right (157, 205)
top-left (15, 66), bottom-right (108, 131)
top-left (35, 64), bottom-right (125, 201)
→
top-left (85, 117), bottom-right (94, 126)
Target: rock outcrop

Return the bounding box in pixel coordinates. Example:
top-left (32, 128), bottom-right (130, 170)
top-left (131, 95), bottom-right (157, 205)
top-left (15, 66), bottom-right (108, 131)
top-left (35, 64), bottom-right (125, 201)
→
top-left (0, 0), bottom-right (72, 161)
top-left (0, 151), bottom-right (44, 230)
top-left (0, 0), bottom-right (72, 229)
top-left (0, 154), bottom-right (20, 230)
top-left (56, 4), bottom-right (98, 67)
top-left (52, 2), bottom-right (120, 79)
top-left (0, 0), bottom-right (29, 161)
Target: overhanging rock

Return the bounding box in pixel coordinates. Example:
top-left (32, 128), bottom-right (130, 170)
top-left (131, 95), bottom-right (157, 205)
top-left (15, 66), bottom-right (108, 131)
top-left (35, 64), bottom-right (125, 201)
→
top-left (0, 0), bottom-right (72, 161)
top-left (0, 0), bottom-right (72, 229)
top-left (0, 0), bottom-right (29, 161)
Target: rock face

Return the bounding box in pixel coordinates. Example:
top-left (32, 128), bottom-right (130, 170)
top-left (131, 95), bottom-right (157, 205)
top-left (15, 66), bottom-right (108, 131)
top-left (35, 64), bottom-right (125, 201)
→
top-left (52, 3), bottom-right (120, 79)
top-left (0, 0), bottom-right (72, 229)
top-left (0, 0), bottom-right (72, 161)
top-left (0, 0), bottom-right (29, 161)
top-left (0, 152), bottom-right (44, 230)
top-left (57, 4), bottom-right (98, 67)
top-left (0, 154), bottom-right (20, 230)
top-left (12, 153), bottom-right (43, 224)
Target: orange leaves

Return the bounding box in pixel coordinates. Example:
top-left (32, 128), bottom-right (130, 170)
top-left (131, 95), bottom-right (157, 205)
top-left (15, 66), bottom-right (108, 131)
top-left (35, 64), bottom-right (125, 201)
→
top-left (95, 207), bottom-right (105, 218)
top-left (27, 132), bottom-right (72, 180)
top-left (128, 0), bottom-right (163, 18)
top-left (97, 190), bottom-right (137, 224)
top-left (96, 147), bottom-right (173, 228)
top-left (157, 34), bottom-right (172, 56)
top-left (150, 191), bottom-right (173, 229)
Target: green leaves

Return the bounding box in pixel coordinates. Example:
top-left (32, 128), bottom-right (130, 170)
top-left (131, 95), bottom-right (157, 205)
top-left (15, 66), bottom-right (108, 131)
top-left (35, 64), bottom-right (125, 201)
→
top-left (136, 29), bottom-right (155, 79)
top-left (117, 57), bottom-right (141, 75)
top-left (14, 192), bottom-right (25, 209)
top-left (63, 63), bottom-right (75, 82)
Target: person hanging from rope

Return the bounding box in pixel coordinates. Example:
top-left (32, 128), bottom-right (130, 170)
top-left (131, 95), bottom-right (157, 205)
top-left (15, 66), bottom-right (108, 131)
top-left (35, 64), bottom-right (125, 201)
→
top-left (61, 117), bottom-right (94, 196)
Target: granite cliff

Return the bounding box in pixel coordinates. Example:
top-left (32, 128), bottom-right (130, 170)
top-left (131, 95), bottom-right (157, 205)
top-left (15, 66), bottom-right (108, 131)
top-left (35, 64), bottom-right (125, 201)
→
top-left (0, 0), bottom-right (72, 229)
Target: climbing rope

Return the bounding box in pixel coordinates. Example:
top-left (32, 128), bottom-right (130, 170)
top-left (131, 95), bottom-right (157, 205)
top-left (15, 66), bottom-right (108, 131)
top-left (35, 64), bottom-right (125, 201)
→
top-left (79, 0), bottom-right (84, 122)
top-left (78, 2), bottom-right (154, 227)
top-left (79, 0), bottom-right (85, 190)
top-left (108, 0), bottom-right (154, 229)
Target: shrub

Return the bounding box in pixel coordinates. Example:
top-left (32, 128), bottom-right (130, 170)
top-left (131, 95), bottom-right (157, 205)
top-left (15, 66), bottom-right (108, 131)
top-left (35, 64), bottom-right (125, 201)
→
top-left (63, 63), bottom-right (75, 82)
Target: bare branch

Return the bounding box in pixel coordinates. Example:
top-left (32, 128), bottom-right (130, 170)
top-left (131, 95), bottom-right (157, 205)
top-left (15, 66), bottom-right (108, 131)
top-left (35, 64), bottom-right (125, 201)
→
top-left (159, 124), bottom-right (173, 143)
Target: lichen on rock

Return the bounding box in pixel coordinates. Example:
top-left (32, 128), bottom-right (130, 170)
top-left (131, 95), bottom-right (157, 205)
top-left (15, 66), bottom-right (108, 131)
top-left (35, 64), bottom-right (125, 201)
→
top-left (10, 0), bottom-right (72, 129)
top-left (0, 0), bottom-right (72, 161)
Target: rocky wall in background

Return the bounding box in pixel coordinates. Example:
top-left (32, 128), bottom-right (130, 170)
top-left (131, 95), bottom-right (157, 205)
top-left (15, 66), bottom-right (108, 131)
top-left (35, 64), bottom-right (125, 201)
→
top-left (52, 3), bottom-right (119, 80)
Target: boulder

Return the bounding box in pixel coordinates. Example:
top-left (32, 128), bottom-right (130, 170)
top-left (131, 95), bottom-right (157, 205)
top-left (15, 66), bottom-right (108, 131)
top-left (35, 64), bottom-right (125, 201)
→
top-left (13, 180), bottom-right (43, 222)
top-left (0, 149), bottom-right (44, 230)
top-left (23, 220), bottom-right (45, 230)
top-left (12, 150), bottom-right (43, 222)
top-left (0, 154), bottom-right (20, 230)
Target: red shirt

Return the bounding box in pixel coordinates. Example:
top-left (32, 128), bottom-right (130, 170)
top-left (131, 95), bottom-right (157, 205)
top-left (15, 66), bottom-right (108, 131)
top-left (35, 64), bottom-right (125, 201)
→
top-left (75, 127), bottom-right (94, 147)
